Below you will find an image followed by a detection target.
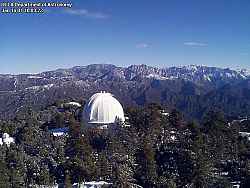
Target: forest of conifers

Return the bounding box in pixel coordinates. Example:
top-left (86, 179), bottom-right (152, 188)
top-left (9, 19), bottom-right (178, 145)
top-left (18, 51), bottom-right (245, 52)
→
top-left (0, 102), bottom-right (249, 188)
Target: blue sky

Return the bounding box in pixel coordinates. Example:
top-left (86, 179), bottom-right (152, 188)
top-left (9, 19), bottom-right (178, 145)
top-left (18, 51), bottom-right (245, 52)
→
top-left (0, 0), bottom-right (250, 74)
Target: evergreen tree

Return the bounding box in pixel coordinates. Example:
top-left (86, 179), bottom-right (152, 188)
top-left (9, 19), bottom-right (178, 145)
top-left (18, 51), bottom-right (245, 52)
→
top-left (191, 130), bottom-right (212, 188)
top-left (37, 165), bottom-right (51, 186)
top-left (6, 148), bottom-right (25, 188)
top-left (0, 158), bottom-right (10, 188)
top-left (135, 138), bottom-right (157, 187)
top-left (96, 152), bottom-right (109, 181)
top-left (169, 109), bottom-right (185, 128)
top-left (55, 113), bottom-right (64, 128)
top-left (64, 170), bottom-right (72, 188)
top-left (65, 117), bottom-right (95, 184)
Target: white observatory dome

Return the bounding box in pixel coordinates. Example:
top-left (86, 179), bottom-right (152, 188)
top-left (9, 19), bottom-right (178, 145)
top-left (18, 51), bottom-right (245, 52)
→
top-left (83, 92), bottom-right (125, 125)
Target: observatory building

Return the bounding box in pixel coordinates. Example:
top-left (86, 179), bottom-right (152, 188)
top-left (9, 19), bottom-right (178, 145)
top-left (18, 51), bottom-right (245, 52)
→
top-left (83, 92), bottom-right (125, 128)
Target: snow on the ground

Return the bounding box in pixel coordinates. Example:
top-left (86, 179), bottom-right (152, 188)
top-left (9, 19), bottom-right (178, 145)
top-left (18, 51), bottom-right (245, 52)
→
top-left (146, 73), bottom-right (169, 80)
top-left (161, 112), bottom-right (169, 116)
top-left (49, 127), bottom-right (69, 137)
top-left (66, 102), bottom-right (82, 107)
top-left (33, 181), bottom-right (144, 188)
top-left (239, 132), bottom-right (250, 141)
top-left (27, 76), bottom-right (43, 79)
top-left (25, 84), bottom-right (54, 91)
top-left (43, 84), bottom-right (54, 89)
top-left (74, 181), bottom-right (112, 188)
top-left (0, 133), bottom-right (15, 146)
top-left (13, 78), bottom-right (18, 89)
top-left (34, 181), bottom-right (112, 188)
top-left (203, 74), bottom-right (211, 82)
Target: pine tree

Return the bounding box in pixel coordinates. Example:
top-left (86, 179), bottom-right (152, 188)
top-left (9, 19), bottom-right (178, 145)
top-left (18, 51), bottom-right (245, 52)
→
top-left (169, 109), bottom-right (185, 128)
top-left (191, 130), bottom-right (212, 188)
top-left (38, 165), bottom-right (51, 186)
top-left (55, 113), bottom-right (64, 128)
top-left (64, 171), bottom-right (72, 188)
top-left (65, 117), bottom-right (96, 184)
top-left (0, 159), bottom-right (10, 188)
top-left (96, 152), bottom-right (109, 181)
top-left (68, 115), bottom-right (80, 139)
top-left (136, 138), bottom-right (158, 187)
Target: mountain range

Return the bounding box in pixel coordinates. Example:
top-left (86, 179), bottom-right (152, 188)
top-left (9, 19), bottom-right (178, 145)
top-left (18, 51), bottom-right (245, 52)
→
top-left (0, 64), bottom-right (249, 120)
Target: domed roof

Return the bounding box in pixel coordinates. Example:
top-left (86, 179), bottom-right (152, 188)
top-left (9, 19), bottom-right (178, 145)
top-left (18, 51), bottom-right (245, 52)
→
top-left (83, 92), bottom-right (125, 124)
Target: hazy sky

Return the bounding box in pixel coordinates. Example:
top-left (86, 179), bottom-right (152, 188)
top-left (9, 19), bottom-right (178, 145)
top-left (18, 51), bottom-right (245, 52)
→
top-left (0, 0), bottom-right (250, 74)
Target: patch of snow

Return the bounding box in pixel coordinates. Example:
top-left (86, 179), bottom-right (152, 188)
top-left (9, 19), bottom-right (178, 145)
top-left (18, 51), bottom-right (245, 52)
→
top-left (170, 135), bottom-right (176, 141)
top-left (75, 80), bottom-right (86, 86)
top-left (16, 105), bottom-right (24, 113)
top-left (232, 118), bottom-right (248, 124)
top-left (225, 72), bottom-right (233, 78)
top-left (27, 76), bottom-right (43, 79)
top-left (220, 172), bottom-right (229, 175)
top-left (25, 86), bottom-right (41, 91)
top-left (99, 125), bottom-right (108, 129)
top-left (244, 69), bottom-right (250, 76)
top-left (13, 78), bottom-right (18, 89)
top-left (239, 132), bottom-right (250, 136)
top-left (169, 76), bottom-right (179, 80)
top-left (52, 132), bottom-right (65, 137)
top-left (72, 181), bottom-right (112, 188)
top-left (129, 183), bottom-right (143, 188)
top-left (66, 102), bottom-right (81, 107)
top-left (43, 84), bottom-right (54, 89)
top-left (49, 127), bottom-right (69, 137)
top-left (240, 74), bottom-right (247, 79)
top-left (203, 74), bottom-right (211, 82)
top-left (34, 185), bottom-right (58, 188)
top-left (146, 73), bottom-right (169, 80)
top-left (231, 181), bottom-right (241, 188)
top-left (161, 112), bottom-right (169, 116)
top-left (239, 118), bottom-right (248, 122)
top-left (184, 65), bottom-right (198, 72)
top-left (25, 84), bottom-right (54, 91)
top-left (0, 133), bottom-right (15, 146)
top-left (236, 68), bottom-right (250, 77)
top-left (239, 132), bottom-right (250, 141)
top-left (123, 124), bottom-right (131, 127)
top-left (36, 182), bottom-right (113, 188)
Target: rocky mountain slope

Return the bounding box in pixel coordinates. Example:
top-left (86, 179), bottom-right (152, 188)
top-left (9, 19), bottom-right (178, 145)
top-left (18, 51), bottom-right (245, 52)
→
top-left (0, 64), bottom-right (249, 120)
